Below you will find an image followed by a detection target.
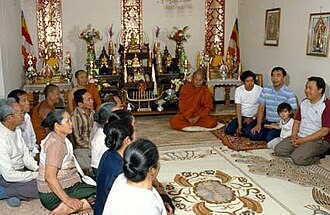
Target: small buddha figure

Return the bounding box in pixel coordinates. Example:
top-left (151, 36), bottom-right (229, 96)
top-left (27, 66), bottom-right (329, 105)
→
top-left (210, 47), bottom-right (223, 69)
top-left (132, 54), bottom-right (141, 68)
top-left (130, 33), bottom-right (138, 46)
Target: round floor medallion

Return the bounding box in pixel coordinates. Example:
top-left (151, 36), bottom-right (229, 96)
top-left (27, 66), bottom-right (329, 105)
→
top-left (193, 180), bottom-right (235, 204)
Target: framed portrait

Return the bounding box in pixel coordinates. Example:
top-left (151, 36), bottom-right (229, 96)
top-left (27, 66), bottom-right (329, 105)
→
top-left (264, 8), bottom-right (281, 46)
top-left (306, 12), bottom-right (330, 57)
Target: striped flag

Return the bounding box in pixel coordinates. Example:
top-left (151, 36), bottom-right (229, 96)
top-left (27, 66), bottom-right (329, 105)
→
top-left (21, 10), bottom-right (35, 68)
top-left (226, 19), bottom-right (241, 78)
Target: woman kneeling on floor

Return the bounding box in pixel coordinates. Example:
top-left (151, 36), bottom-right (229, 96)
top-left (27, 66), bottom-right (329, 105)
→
top-left (37, 110), bottom-right (96, 214)
top-left (103, 138), bottom-right (170, 215)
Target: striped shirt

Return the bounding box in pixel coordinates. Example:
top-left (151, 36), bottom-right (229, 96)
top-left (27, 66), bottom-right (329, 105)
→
top-left (71, 107), bottom-right (94, 149)
top-left (258, 85), bottom-right (297, 122)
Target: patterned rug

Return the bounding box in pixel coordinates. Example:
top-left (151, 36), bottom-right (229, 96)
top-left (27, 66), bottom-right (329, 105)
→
top-left (211, 129), bottom-right (267, 151)
top-left (157, 141), bottom-right (330, 215)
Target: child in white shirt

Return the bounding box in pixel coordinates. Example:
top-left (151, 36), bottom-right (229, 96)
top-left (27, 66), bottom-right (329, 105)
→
top-left (265, 102), bottom-right (294, 149)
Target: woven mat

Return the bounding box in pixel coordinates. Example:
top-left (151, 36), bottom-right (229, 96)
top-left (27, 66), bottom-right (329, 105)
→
top-left (211, 129), bottom-right (267, 151)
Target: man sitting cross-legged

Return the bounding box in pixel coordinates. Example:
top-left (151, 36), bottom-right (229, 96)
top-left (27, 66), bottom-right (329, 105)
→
top-left (275, 76), bottom-right (330, 166)
top-left (71, 89), bottom-right (95, 173)
top-left (225, 70), bottom-right (262, 136)
top-left (0, 98), bottom-right (39, 207)
top-left (245, 67), bottom-right (298, 142)
top-left (170, 70), bottom-right (218, 130)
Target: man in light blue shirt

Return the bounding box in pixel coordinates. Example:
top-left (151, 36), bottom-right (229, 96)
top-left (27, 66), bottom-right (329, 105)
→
top-left (244, 67), bottom-right (298, 142)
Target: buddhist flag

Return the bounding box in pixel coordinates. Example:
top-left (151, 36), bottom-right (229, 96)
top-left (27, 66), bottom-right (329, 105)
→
top-left (21, 10), bottom-right (35, 68)
top-left (226, 19), bottom-right (241, 78)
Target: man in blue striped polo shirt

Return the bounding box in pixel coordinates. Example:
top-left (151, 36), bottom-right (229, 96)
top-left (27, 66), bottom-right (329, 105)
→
top-left (244, 67), bottom-right (298, 142)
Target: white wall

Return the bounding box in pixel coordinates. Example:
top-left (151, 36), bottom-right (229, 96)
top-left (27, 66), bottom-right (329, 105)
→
top-left (21, 0), bottom-right (237, 72)
top-left (0, 0), bottom-right (23, 97)
top-left (1, 0), bottom-right (238, 97)
top-left (239, 0), bottom-right (330, 101)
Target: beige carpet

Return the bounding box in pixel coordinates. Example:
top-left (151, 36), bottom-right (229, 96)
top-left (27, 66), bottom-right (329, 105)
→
top-left (157, 142), bottom-right (330, 215)
top-left (138, 116), bottom-right (330, 215)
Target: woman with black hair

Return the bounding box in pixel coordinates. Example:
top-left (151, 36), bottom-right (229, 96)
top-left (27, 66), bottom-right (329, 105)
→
top-left (94, 111), bottom-right (134, 215)
top-left (37, 110), bottom-right (96, 214)
top-left (103, 139), bottom-right (168, 215)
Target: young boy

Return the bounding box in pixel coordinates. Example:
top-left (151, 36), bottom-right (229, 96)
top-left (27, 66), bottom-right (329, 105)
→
top-left (7, 89), bottom-right (39, 156)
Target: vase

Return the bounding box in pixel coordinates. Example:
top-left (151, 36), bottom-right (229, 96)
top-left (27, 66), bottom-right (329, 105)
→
top-left (108, 39), bottom-right (114, 56)
top-left (175, 42), bottom-right (183, 59)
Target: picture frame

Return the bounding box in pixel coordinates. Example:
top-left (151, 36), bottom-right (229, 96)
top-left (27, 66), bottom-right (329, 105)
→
top-left (264, 8), bottom-right (281, 46)
top-left (306, 12), bottom-right (330, 57)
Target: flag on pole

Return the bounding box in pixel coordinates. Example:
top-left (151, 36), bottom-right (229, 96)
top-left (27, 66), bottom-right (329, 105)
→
top-left (226, 19), bottom-right (241, 78)
top-left (21, 10), bottom-right (35, 68)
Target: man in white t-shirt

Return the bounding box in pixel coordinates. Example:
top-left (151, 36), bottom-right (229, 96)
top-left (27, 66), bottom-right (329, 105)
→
top-left (225, 70), bottom-right (262, 136)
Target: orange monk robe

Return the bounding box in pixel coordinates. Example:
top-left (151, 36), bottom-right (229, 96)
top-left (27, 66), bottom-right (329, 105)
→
top-left (170, 82), bottom-right (218, 130)
top-left (31, 102), bottom-right (48, 144)
top-left (85, 83), bottom-right (102, 111)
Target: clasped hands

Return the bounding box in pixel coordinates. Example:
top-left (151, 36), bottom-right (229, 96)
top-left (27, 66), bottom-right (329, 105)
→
top-left (290, 135), bottom-right (305, 147)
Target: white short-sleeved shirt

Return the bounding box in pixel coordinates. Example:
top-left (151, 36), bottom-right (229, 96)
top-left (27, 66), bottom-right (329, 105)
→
top-left (298, 96), bottom-right (326, 137)
top-left (279, 118), bottom-right (294, 139)
top-left (235, 84), bottom-right (263, 117)
top-left (102, 174), bottom-right (166, 215)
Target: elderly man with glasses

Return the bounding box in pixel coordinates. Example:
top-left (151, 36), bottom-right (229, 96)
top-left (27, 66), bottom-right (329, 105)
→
top-left (0, 98), bottom-right (39, 207)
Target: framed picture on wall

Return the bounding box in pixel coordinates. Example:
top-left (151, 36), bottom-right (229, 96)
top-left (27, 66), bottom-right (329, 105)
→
top-left (264, 8), bottom-right (281, 46)
top-left (306, 12), bottom-right (330, 57)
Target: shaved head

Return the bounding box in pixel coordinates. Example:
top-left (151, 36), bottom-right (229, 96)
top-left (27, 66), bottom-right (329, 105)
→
top-left (192, 70), bottom-right (205, 87)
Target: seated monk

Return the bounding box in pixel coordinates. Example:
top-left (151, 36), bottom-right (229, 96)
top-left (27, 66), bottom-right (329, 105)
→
top-left (170, 70), bottom-right (218, 130)
top-left (67, 70), bottom-right (102, 113)
top-left (32, 84), bottom-right (60, 144)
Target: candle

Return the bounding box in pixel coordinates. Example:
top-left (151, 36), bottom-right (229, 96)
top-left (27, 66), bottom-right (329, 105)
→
top-left (151, 65), bottom-right (156, 82)
top-left (153, 81), bottom-right (158, 96)
top-left (206, 61), bottom-right (210, 81)
top-left (124, 65), bottom-right (127, 83)
top-left (196, 52), bottom-right (200, 69)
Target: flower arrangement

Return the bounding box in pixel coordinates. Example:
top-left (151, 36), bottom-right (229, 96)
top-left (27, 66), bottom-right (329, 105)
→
top-left (26, 55), bottom-right (38, 83)
top-left (171, 78), bottom-right (184, 92)
top-left (168, 26), bottom-right (190, 44)
top-left (79, 24), bottom-right (102, 45)
top-left (26, 67), bottom-right (38, 82)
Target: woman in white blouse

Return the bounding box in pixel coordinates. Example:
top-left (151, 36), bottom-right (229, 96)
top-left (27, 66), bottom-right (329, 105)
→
top-left (90, 102), bottom-right (116, 172)
top-left (102, 138), bottom-right (169, 215)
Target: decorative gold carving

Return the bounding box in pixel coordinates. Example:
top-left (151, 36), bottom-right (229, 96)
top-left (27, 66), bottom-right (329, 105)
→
top-left (121, 0), bottom-right (143, 48)
top-left (205, 0), bottom-right (225, 56)
top-left (37, 0), bottom-right (63, 61)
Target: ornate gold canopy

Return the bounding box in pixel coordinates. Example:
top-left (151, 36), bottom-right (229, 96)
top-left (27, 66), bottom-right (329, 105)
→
top-left (121, 0), bottom-right (144, 48)
top-left (37, 0), bottom-right (63, 61)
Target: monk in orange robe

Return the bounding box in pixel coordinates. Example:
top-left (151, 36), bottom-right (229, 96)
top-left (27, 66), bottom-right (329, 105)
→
top-left (170, 70), bottom-right (218, 130)
top-left (67, 70), bottom-right (102, 113)
top-left (31, 84), bottom-right (60, 144)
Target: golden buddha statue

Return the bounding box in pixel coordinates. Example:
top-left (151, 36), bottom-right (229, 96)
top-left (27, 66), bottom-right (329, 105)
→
top-left (132, 54), bottom-right (141, 68)
top-left (209, 47), bottom-right (223, 79)
top-left (210, 47), bottom-right (223, 68)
